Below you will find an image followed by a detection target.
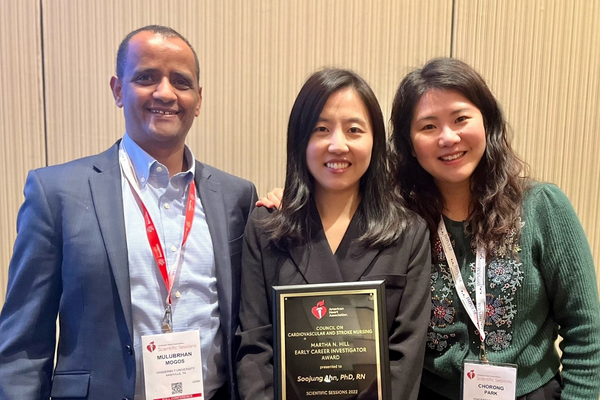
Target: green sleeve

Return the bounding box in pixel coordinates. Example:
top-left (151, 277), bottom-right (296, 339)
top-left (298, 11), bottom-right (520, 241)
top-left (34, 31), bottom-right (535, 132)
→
top-left (528, 184), bottom-right (600, 400)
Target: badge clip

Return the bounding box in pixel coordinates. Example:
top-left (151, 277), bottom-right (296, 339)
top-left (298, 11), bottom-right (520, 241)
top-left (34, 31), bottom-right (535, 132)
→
top-left (161, 304), bottom-right (173, 333)
top-left (479, 342), bottom-right (489, 364)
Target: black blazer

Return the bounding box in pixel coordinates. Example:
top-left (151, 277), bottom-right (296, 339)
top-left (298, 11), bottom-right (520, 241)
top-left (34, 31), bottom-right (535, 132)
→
top-left (236, 205), bottom-right (431, 400)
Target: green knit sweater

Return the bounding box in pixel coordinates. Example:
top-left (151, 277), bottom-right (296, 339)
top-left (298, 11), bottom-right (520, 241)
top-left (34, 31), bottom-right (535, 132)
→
top-left (421, 183), bottom-right (600, 399)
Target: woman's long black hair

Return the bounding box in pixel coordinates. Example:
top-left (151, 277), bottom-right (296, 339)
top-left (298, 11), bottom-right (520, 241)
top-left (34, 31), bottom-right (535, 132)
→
top-left (263, 68), bottom-right (412, 250)
top-left (390, 58), bottom-right (528, 256)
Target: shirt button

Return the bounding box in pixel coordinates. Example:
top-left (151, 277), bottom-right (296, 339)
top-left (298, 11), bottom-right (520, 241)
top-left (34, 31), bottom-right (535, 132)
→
top-left (164, 203), bottom-right (170, 209)
top-left (170, 245), bottom-right (177, 252)
top-left (175, 291), bottom-right (181, 298)
top-left (156, 166), bottom-right (163, 172)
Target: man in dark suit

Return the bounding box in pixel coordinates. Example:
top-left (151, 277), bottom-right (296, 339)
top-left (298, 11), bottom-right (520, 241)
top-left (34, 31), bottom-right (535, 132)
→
top-left (0, 25), bottom-right (256, 400)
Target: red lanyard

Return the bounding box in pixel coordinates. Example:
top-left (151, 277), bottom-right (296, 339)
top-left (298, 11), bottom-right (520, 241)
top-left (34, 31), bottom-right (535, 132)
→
top-left (139, 179), bottom-right (196, 304)
top-left (119, 148), bottom-right (196, 306)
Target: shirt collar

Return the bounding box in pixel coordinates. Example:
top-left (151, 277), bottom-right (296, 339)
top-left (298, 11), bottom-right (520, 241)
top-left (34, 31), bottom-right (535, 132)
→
top-left (122, 133), bottom-right (196, 189)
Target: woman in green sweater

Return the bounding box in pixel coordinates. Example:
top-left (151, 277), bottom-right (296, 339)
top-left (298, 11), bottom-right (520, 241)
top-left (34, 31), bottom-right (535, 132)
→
top-left (390, 57), bottom-right (600, 400)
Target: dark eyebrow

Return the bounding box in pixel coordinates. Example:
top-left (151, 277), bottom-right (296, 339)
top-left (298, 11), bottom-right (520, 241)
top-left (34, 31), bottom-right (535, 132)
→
top-left (450, 107), bottom-right (471, 116)
top-left (344, 117), bottom-right (367, 125)
top-left (132, 68), bottom-right (159, 76)
top-left (171, 71), bottom-right (194, 83)
top-left (414, 115), bottom-right (438, 125)
top-left (414, 107), bottom-right (474, 124)
top-left (131, 69), bottom-right (194, 84)
top-left (317, 117), bottom-right (368, 125)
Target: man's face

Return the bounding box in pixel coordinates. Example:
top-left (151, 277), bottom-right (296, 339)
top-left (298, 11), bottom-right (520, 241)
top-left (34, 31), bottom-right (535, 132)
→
top-left (110, 31), bottom-right (201, 155)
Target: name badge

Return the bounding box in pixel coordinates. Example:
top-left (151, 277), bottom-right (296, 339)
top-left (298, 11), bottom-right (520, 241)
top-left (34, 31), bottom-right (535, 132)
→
top-left (462, 361), bottom-right (517, 400)
top-left (141, 330), bottom-right (204, 400)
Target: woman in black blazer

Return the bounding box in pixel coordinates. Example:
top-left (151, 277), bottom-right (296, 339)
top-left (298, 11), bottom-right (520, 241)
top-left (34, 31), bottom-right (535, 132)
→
top-left (236, 69), bottom-right (431, 400)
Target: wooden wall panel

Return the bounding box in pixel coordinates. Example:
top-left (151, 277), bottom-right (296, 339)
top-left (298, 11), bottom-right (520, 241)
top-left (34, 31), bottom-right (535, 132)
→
top-left (453, 0), bottom-right (600, 292)
top-left (41, 0), bottom-right (451, 196)
top-left (191, 0), bottom-right (451, 193)
top-left (0, 1), bottom-right (45, 300)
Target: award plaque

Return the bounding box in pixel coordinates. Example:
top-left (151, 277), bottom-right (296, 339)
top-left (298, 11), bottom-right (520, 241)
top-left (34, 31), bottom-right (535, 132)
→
top-left (273, 280), bottom-right (390, 400)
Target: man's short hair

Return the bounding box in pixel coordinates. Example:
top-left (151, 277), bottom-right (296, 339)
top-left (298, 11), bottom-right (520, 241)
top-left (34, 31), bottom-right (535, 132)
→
top-left (115, 25), bottom-right (200, 83)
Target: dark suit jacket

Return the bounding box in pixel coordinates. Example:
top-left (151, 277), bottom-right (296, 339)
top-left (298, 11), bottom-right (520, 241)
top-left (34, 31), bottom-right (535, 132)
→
top-left (236, 206), bottom-right (431, 400)
top-left (0, 142), bottom-right (257, 399)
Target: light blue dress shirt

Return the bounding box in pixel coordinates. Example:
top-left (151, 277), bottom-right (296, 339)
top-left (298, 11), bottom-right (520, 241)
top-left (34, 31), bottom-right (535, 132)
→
top-left (120, 134), bottom-right (225, 400)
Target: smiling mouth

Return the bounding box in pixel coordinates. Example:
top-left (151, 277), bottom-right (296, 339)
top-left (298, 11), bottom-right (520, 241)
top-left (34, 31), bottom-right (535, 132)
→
top-left (439, 152), bottom-right (465, 161)
top-left (149, 109), bottom-right (178, 115)
top-left (325, 162), bottom-right (351, 170)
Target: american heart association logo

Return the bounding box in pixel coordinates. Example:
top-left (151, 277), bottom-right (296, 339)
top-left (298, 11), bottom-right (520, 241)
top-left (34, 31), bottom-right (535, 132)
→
top-left (467, 370), bottom-right (475, 380)
top-left (311, 300), bottom-right (327, 320)
top-left (147, 341), bottom-right (156, 353)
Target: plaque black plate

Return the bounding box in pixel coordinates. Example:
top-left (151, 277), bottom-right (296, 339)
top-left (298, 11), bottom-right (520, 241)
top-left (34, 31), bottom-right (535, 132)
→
top-left (273, 280), bottom-right (390, 400)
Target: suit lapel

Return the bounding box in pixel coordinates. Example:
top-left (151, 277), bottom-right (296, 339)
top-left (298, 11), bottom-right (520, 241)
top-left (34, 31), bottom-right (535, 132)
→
top-left (335, 208), bottom-right (381, 281)
top-left (289, 204), bottom-right (345, 284)
top-left (292, 204), bottom-right (381, 283)
top-left (195, 162), bottom-right (232, 329)
top-left (88, 143), bottom-right (133, 337)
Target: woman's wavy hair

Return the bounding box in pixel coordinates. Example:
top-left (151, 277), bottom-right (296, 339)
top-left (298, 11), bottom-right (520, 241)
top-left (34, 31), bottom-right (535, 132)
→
top-left (263, 68), bottom-right (411, 250)
top-left (389, 58), bottom-right (528, 256)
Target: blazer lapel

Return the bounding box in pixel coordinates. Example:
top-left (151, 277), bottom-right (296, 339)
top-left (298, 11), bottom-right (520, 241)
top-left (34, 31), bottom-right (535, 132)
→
top-left (335, 207), bottom-right (381, 282)
top-left (289, 205), bottom-right (344, 284)
top-left (88, 143), bottom-right (133, 337)
top-left (195, 162), bottom-right (233, 329)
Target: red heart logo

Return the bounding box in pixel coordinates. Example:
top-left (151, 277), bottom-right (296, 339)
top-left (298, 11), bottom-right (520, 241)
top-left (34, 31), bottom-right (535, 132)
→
top-left (311, 300), bottom-right (327, 319)
top-left (467, 370), bottom-right (475, 380)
